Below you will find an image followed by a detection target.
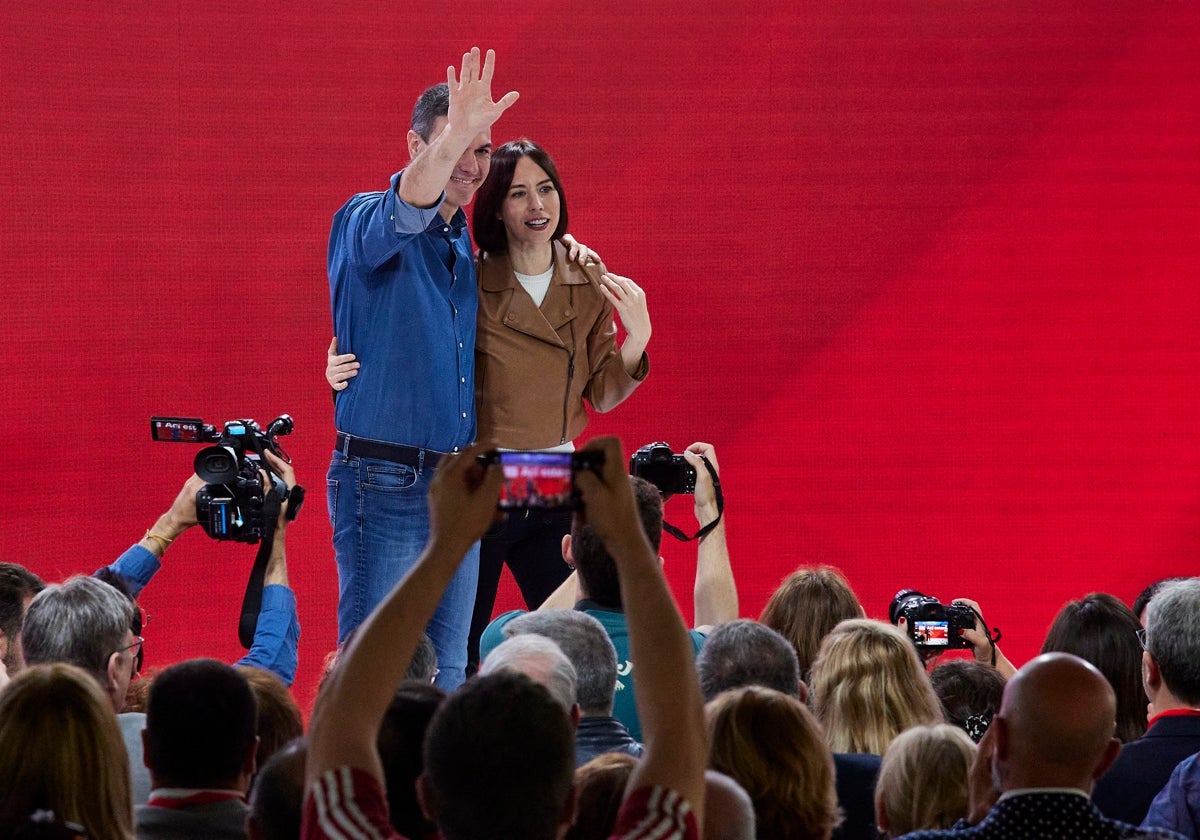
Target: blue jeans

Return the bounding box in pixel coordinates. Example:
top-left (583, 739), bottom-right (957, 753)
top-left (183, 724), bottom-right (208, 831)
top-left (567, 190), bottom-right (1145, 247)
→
top-left (327, 450), bottom-right (479, 690)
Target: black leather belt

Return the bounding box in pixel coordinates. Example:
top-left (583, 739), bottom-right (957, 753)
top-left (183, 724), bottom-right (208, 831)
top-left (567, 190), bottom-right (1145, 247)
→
top-left (335, 433), bottom-right (446, 470)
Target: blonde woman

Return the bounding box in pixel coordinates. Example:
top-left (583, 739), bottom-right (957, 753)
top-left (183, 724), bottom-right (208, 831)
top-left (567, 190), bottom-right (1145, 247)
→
top-left (759, 565), bottom-right (864, 681)
top-left (874, 723), bottom-right (976, 837)
top-left (810, 619), bottom-right (942, 755)
top-left (0, 663), bottom-right (133, 840)
top-left (707, 685), bottom-right (841, 840)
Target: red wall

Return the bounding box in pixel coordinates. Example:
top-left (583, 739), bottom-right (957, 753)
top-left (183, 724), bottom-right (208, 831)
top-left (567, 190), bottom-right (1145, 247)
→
top-left (3, 1), bottom-right (1197, 711)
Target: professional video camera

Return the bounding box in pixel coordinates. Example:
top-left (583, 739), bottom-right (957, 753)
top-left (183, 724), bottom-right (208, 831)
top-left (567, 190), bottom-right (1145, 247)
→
top-left (888, 589), bottom-right (977, 651)
top-left (150, 415), bottom-right (297, 542)
top-left (629, 441), bottom-right (697, 495)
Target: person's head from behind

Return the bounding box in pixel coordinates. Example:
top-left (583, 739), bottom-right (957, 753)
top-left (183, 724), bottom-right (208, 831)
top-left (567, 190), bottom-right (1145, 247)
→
top-left (377, 681), bottom-right (446, 839)
top-left (420, 670), bottom-right (575, 840)
top-left (21, 575), bottom-right (137, 712)
top-left (564, 753), bottom-right (637, 840)
top-left (571, 476), bottom-right (663, 609)
top-left (247, 737), bottom-right (306, 840)
top-left (874, 724), bottom-right (976, 838)
top-left (1133, 576), bottom-right (1189, 624)
top-left (1141, 577), bottom-right (1200, 707)
top-left (504, 609), bottom-right (617, 717)
top-left (1040, 592), bottom-right (1146, 742)
top-left (810, 618), bottom-right (942, 755)
top-left (143, 658), bottom-right (258, 792)
top-left (992, 652), bottom-right (1120, 791)
top-left (696, 619), bottom-right (803, 703)
top-left (706, 685), bottom-right (840, 840)
top-left (480, 633), bottom-right (578, 718)
top-left (0, 663), bottom-right (132, 840)
top-left (759, 565), bottom-right (863, 682)
top-left (472, 139), bottom-right (569, 255)
top-left (929, 659), bottom-right (1006, 743)
top-left (407, 82), bottom-right (492, 212)
top-left (236, 666), bottom-right (304, 770)
top-left (0, 562), bottom-right (44, 676)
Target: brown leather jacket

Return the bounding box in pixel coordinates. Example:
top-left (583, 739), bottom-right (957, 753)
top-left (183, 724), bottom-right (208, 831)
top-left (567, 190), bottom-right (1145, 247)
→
top-left (475, 240), bottom-right (649, 450)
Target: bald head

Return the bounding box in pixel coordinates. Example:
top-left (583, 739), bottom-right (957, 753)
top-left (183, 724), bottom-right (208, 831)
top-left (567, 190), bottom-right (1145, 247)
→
top-left (994, 653), bottom-right (1119, 792)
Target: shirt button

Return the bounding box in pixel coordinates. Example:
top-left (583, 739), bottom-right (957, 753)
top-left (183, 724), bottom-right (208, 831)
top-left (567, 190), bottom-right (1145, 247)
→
top-left (462, 412), bottom-right (467, 418)
top-left (452, 446), bottom-right (459, 452)
top-left (459, 342), bottom-right (463, 348)
top-left (461, 377), bottom-right (466, 383)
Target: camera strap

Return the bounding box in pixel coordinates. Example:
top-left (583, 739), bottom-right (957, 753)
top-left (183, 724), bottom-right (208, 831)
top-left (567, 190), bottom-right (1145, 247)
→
top-left (662, 456), bottom-right (724, 542)
top-left (237, 489), bottom-right (283, 650)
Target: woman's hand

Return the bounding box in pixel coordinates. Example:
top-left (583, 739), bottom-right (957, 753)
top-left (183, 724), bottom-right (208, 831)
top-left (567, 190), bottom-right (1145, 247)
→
top-left (327, 337), bottom-right (360, 391)
top-left (600, 273), bottom-right (651, 374)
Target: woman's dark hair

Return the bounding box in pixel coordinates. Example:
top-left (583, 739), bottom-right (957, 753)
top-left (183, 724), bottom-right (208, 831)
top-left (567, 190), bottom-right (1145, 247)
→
top-left (929, 660), bottom-right (1006, 743)
top-left (472, 139), bottom-right (568, 255)
top-left (1040, 592), bottom-right (1147, 742)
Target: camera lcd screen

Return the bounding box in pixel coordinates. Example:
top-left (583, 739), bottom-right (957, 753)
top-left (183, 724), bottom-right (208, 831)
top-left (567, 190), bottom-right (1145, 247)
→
top-left (913, 620), bottom-right (951, 646)
top-left (497, 452), bottom-right (574, 509)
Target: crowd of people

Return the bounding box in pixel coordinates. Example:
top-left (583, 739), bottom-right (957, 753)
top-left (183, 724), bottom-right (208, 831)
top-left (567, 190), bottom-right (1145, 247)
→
top-left (2, 46), bottom-right (1197, 840)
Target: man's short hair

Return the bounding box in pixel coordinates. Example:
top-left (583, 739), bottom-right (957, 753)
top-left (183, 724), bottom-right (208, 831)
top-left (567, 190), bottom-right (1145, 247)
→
top-left (407, 633), bottom-right (438, 683)
top-left (411, 83), bottom-right (449, 142)
top-left (248, 737), bottom-right (307, 840)
top-left (480, 634), bottom-right (577, 714)
top-left (1144, 578), bottom-right (1200, 705)
top-left (144, 658), bottom-right (258, 789)
top-left (504, 610), bottom-right (618, 716)
top-left (22, 575), bottom-right (133, 684)
top-left (424, 671), bottom-right (574, 840)
top-left (0, 563), bottom-right (44, 669)
top-left (1133, 576), bottom-right (1190, 622)
top-left (572, 476), bottom-right (663, 609)
top-left (377, 681), bottom-right (446, 839)
top-left (697, 619), bottom-right (802, 702)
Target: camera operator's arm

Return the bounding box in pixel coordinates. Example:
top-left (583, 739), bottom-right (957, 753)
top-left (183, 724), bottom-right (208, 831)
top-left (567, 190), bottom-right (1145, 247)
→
top-left (953, 597), bottom-right (1017, 679)
top-left (99, 475), bottom-right (205, 597)
top-left (575, 437), bottom-right (706, 828)
top-left (308, 445), bottom-right (502, 787)
top-left (686, 443), bottom-right (737, 632)
top-left (234, 450), bottom-right (301, 686)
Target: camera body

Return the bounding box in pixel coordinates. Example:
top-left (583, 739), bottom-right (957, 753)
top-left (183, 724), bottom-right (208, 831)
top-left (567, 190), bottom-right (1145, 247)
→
top-left (629, 442), bottom-right (696, 495)
top-left (151, 415), bottom-right (294, 542)
top-left (889, 589), bottom-right (976, 650)
top-left (479, 449), bottom-right (605, 510)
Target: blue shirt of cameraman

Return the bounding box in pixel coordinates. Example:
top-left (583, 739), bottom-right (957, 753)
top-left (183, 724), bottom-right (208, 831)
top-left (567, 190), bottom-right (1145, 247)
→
top-left (329, 170), bottom-right (477, 451)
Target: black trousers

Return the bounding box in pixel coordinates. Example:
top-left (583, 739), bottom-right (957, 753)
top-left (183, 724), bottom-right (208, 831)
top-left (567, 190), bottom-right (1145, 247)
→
top-left (466, 506), bottom-right (574, 675)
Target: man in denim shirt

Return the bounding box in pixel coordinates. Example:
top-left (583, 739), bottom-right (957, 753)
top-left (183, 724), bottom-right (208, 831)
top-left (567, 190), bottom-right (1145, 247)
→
top-left (326, 48), bottom-right (517, 689)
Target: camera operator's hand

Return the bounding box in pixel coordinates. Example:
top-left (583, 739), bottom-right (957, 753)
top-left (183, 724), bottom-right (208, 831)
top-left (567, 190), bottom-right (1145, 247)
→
top-left (139, 474), bottom-right (206, 557)
top-left (952, 597), bottom-right (1017, 679)
top-left (683, 443), bottom-right (720, 528)
top-left (428, 443), bottom-right (504, 558)
top-left (326, 336), bottom-right (359, 391)
top-left (261, 449), bottom-right (297, 530)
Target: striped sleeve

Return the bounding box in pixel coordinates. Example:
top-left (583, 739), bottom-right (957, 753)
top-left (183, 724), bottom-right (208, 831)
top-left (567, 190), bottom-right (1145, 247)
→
top-left (611, 786), bottom-right (698, 840)
top-left (301, 766), bottom-right (401, 840)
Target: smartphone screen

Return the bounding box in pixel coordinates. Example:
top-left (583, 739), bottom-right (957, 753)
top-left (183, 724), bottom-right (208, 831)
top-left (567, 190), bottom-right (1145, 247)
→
top-left (913, 620), bottom-right (951, 646)
top-left (497, 452), bottom-right (574, 509)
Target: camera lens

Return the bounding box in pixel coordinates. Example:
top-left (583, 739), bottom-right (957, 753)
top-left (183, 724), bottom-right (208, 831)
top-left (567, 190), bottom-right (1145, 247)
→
top-left (194, 446), bottom-right (239, 484)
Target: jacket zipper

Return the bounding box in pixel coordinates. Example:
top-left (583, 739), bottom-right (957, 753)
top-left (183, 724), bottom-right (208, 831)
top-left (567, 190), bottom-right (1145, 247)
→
top-left (561, 351), bottom-right (574, 445)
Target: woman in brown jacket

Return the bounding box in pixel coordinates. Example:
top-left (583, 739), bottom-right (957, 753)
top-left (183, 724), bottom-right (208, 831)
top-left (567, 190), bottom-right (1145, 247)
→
top-left (328, 138), bottom-right (651, 673)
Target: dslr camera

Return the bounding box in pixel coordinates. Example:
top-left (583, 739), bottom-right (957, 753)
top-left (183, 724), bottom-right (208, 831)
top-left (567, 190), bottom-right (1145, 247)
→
top-left (889, 589), bottom-right (976, 650)
top-left (151, 415), bottom-right (295, 542)
top-left (629, 442), bottom-right (696, 495)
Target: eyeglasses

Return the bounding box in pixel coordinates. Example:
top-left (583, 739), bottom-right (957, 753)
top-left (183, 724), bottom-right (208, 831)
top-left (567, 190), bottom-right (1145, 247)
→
top-left (116, 636), bottom-right (145, 676)
top-left (1136, 627), bottom-right (1149, 652)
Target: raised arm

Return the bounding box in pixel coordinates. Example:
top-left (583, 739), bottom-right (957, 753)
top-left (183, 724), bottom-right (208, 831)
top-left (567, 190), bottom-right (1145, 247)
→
top-left (307, 445), bottom-right (502, 786)
top-left (398, 47), bottom-right (518, 208)
top-left (574, 437), bottom-right (706, 825)
top-left (686, 443), bottom-right (737, 631)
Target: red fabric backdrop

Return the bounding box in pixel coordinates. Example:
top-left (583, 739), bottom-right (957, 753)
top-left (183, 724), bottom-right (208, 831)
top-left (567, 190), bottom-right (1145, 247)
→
top-left (3, 1), bottom-right (1197, 712)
